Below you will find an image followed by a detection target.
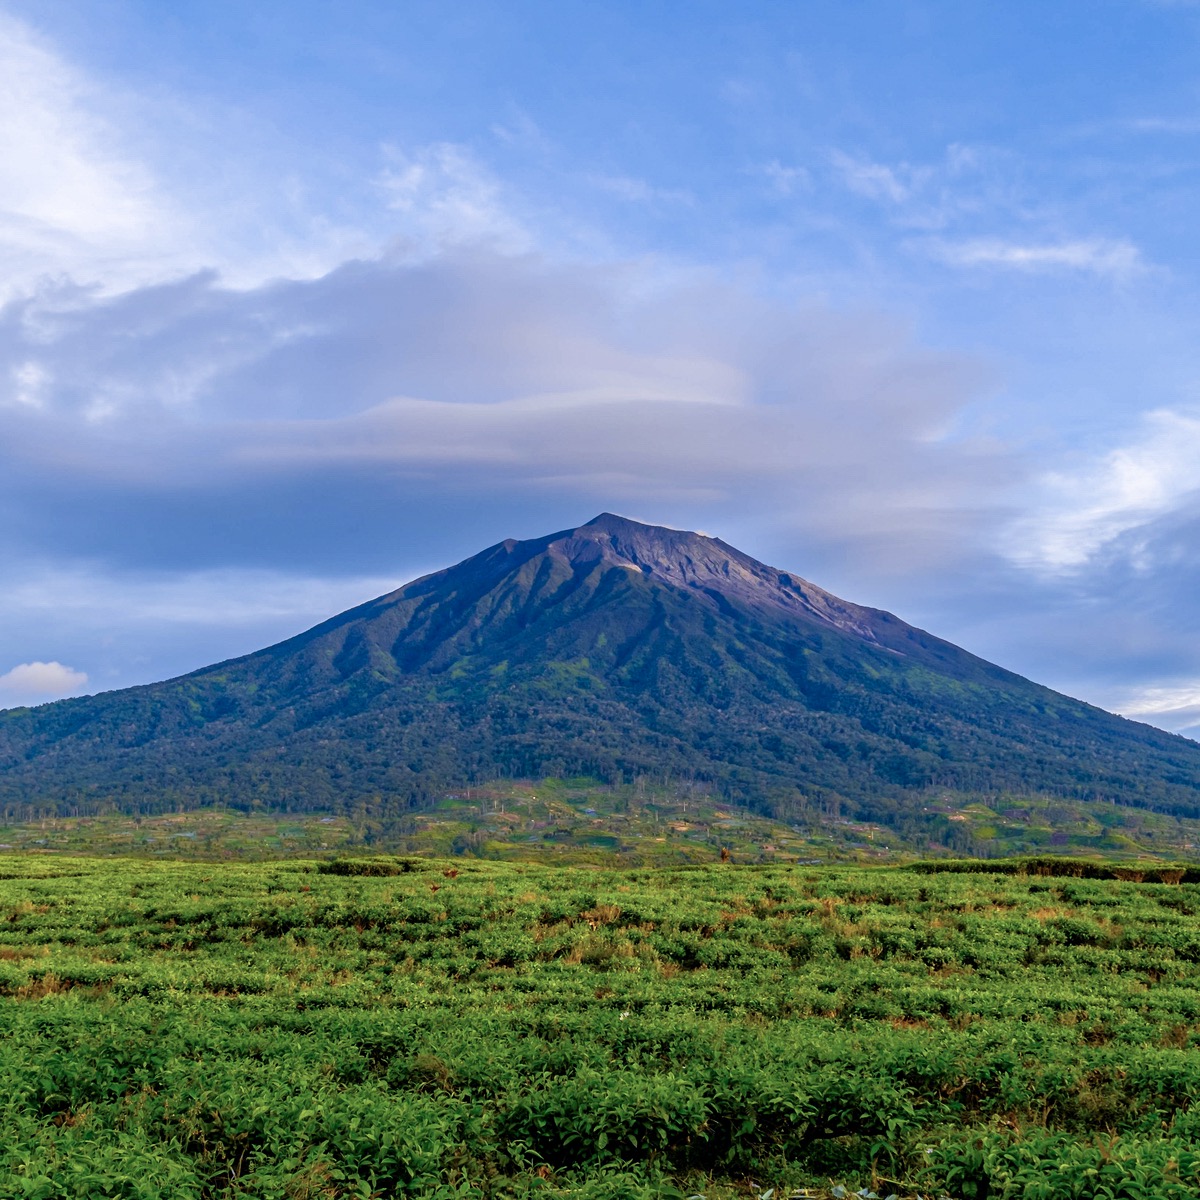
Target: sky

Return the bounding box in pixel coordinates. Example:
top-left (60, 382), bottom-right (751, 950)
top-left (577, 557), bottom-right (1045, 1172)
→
top-left (1, 1), bottom-right (1200, 738)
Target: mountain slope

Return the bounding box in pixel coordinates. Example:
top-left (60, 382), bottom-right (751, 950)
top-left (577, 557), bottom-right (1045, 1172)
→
top-left (4, 513), bottom-right (1200, 820)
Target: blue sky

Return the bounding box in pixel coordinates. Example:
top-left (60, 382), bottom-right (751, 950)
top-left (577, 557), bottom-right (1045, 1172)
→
top-left (2, 1), bottom-right (1200, 737)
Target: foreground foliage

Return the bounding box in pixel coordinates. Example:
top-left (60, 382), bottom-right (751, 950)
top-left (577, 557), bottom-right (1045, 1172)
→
top-left (4, 855), bottom-right (1200, 1197)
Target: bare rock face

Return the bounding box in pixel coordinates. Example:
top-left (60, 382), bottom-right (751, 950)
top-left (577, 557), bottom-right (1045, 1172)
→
top-left (4, 512), bottom-right (1200, 817)
top-left (554, 514), bottom-right (882, 639)
top-left (355, 513), bottom-right (893, 651)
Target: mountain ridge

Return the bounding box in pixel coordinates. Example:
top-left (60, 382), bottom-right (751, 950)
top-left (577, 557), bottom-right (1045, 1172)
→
top-left (3, 513), bottom-right (1200, 826)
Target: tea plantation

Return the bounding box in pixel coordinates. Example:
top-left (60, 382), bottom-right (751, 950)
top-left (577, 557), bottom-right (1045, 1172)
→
top-left (4, 855), bottom-right (1200, 1199)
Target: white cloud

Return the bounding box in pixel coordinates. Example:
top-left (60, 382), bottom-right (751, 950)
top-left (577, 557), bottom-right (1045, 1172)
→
top-left (0, 13), bottom-right (191, 299)
top-left (0, 660), bottom-right (88, 706)
top-left (9, 360), bottom-right (48, 409)
top-left (1006, 408), bottom-right (1200, 571)
top-left (377, 142), bottom-right (529, 253)
top-left (0, 17), bottom-right (534, 301)
top-left (1115, 683), bottom-right (1200, 738)
top-left (831, 150), bottom-right (926, 204)
top-left (927, 237), bottom-right (1144, 278)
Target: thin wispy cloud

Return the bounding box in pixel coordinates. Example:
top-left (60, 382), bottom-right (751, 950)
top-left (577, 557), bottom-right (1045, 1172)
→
top-left (759, 160), bottom-right (812, 197)
top-left (0, 559), bottom-right (414, 705)
top-left (489, 108), bottom-right (551, 153)
top-left (926, 237), bottom-right (1144, 278)
top-left (830, 150), bottom-right (922, 204)
top-left (377, 142), bottom-right (530, 253)
top-left (2, 562), bottom-right (406, 627)
top-left (826, 143), bottom-right (1020, 235)
top-left (588, 174), bottom-right (694, 207)
top-left (1004, 409), bottom-right (1200, 572)
top-left (1123, 116), bottom-right (1200, 134)
top-left (0, 13), bottom-right (185, 298)
top-left (1116, 683), bottom-right (1200, 737)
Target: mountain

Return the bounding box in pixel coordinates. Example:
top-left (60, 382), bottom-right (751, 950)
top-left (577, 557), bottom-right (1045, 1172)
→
top-left (4, 513), bottom-right (1200, 824)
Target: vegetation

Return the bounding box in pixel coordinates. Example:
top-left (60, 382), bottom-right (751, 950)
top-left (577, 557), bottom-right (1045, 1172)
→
top-left (5, 515), bottom-right (1200, 822)
top-left (6, 853), bottom-right (1200, 1197)
top-left (6, 776), bottom-right (1200, 863)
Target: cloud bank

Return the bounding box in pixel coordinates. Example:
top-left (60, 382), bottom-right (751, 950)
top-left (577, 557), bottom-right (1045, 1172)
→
top-left (0, 249), bottom-right (1002, 580)
top-left (2, 243), bottom-right (1196, 729)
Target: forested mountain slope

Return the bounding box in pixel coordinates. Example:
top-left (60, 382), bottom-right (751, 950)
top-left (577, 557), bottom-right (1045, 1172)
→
top-left (4, 513), bottom-right (1200, 819)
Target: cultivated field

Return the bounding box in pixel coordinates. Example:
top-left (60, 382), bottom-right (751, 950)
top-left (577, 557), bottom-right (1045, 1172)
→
top-left (4, 855), bottom-right (1200, 1197)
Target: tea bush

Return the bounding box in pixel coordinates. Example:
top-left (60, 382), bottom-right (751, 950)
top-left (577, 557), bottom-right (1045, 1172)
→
top-left (3, 856), bottom-right (1200, 1196)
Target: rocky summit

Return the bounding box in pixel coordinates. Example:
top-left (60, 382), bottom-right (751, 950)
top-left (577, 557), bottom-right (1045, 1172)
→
top-left (4, 513), bottom-right (1200, 820)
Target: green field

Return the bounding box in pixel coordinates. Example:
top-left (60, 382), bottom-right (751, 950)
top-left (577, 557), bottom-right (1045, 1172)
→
top-left (5, 854), bottom-right (1200, 1198)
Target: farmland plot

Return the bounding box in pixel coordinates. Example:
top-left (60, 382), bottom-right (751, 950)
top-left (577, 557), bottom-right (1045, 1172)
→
top-left (2, 855), bottom-right (1200, 1197)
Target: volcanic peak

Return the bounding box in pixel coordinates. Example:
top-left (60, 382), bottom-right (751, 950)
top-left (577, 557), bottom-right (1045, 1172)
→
top-left (6, 510), bottom-right (1200, 820)
top-left (526, 513), bottom-right (881, 641)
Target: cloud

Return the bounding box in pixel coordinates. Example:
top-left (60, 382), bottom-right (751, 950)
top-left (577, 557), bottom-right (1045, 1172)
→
top-left (0, 249), bottom-right (1003, 586)
top-left (1117, 683), bottom-right (1200, 737)
top-left (489, 107), bottom-right (551, 153)
top-left (588, 175), bottom-right (694, 207)
top-left (828, 147), bottom-right (1148, 282)
top-left (933, 418), bottom-right (1200, 731)
top-left (0, 11), bottom-right (390, 303)
top-left (0, 560), bottom-right (412, 697)
top-left (2, 562), bottom-right (404, 629)
top-left (0, 13), bottom-right (187, 299)
top-left (759, 160), bottom-right (812, 198)
top-left (826, 144), bottom-right (1030, 236)
top-left (831, 150), bottom-right (921, 204)
top-left (926, 237), bottom-right (1144, 278)
top-left (0, 16), bottom-right (531, 302)
top-left (1006, 408), bottom-right (1200, 572)
top-left (1123, 116), bottom-right (1200, 134)
top-left (0, 660), bottom-right (88, 706)
top-left (376, 143), bottom-right (529, 253)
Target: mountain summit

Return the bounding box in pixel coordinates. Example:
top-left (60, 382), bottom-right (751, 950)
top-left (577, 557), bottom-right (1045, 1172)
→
top-left (4, 514), bottom-right (1200, 821)
top-left (501, 513), bottom-right (883, 638)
